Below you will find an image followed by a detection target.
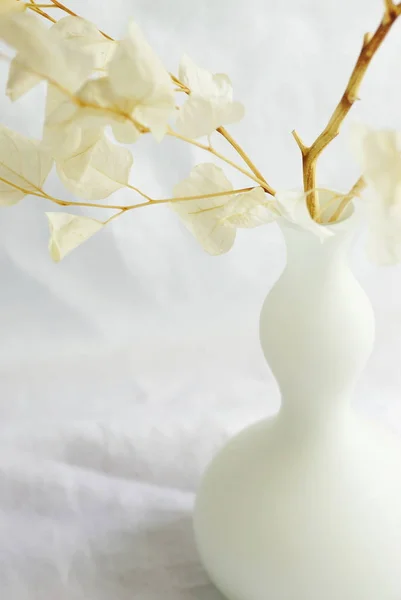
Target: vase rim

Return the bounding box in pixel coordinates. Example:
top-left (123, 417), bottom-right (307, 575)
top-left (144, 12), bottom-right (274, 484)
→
top-left (279, 195), bottom-right (361, 240)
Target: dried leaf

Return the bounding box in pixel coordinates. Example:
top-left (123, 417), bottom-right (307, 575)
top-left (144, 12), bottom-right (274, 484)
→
top-left (223, 187), bottom-right (278, 228)
top-left (43, 86), bottom-right (83, 160)
top-left (46, 212), bottom-right (104, 262)
top-left (0, 0), bottom-right (22, 15)
top-left (0, 124), bottom-right (53, 205)
top-left (76, 77), bottom-right (142, 143)
top-left (177, 55), bottom-right (244, 138)
top-left (57, 130), bottom-right (133, 200)
top-left (172, 163), bottom-right (236, 255)
top-left (109, 20), bottom-right (172, 99)
top-left (351, 125), bottom-right (401, 264)
top-left (0, 11), bottom-right (93, 101)
top-left (276, 190), bottom-right (334, 242)
top-left (51, 16), bottom-right (116, 70)
top-left (75, 20), bottom-right (175, 143)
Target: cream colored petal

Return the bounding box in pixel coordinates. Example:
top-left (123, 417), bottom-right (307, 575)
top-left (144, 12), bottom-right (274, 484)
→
top-left (179, 54), bottom-right (221, 97)
top-left (178, 95), bottom-right (245, 139)
top-left (105, 21), bottom-right (175, 139)
top-left (176, 96), bottom-right (216, 138)
top-left (57, 133), bottom-right (133, 200)
top-left (0, 124), bottom-right (53, 205)
top-left (6, 57), bottom-right (41, 101)
top-left (134, 89), bottom-right (176, 141)
top-left (223, 187), bottom-right (278, 228)
top-left (111, 120), bottom-right (141, 144)
top-left (174, 163), bottom-right (233, 199)
top-left (0, 0), bottom-right (22, 15)
top-left (0, 11), bottom-right (93, 100)
top-left (351, 125), bottom-right (401, 264)
top-left (51, 16), bottom-right (116, 70)
top-left (366, 203), bottom-right (401, 265)
top-left (276, 190), bottom-right (334, 242)
top-left (76, 78), bottom-right (141, 143)
top-left (108, 20), bottom-right (172, 100)
top-left (171, 163), bottom-right (236, 255)
top-left (46, 212), bottom-right (104, 261)
top-left (43, 86), bottom-right (83, 160)
top-left (219, 101), bottom-right (245, 125)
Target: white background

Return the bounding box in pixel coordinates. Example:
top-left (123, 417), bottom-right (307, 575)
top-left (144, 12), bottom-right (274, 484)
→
top-left (1, 0), bottom-right (401, 598)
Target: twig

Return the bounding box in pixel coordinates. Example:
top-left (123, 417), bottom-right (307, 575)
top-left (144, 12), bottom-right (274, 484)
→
top-left (217, 126), bottom-right (275, 195)
top-left (49, 0), bottom-right (78, 17)
top-left (328, 176), bottom-right (367, 223)
top-left (49, 0), bottom-right (114, 40)
top-left (0, 173), bottom-right (257, 212)
top-left (26, 2), bottom-right (57, 23)
top-left (294, 2), bottom-right (401, 219)
top-left (167, 130), bottom-right (273, 195)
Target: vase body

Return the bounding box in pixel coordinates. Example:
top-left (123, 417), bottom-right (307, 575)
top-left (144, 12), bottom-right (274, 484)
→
top-left (194, 219), bottom-right (401, 600)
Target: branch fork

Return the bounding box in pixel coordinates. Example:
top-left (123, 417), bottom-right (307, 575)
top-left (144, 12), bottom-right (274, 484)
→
top-left (292, 2), bottom-right (401, 220)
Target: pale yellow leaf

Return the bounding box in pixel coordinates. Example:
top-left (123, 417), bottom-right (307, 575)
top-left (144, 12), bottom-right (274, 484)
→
top-left (171, 163), bottom-right (236, 255)
top-left (0, 0), bottom-right (22, 15)
top-left (276, 190), bottom-right (334, 242)
top-left (108, 20), bottom-right (172, 99)
top-left (73, 20), bottom-right (175, 143)
top-left (76, 77), bottom-right (142, 143)
top-left (351, 125), bottom-right (401, 264)
top-left (0, 124), bottom-right (53, 205)
top-left (0, 11), bottom-right (93, 101)
top-left (222, 187), bottom-right (278, 228)
top-left (43, 86), bottom-right (83, 160)
top-left (57, 131), bottom-right (133, 200)
top-left (51, 16), bottom-right (116, 70)
top-left (46, 212), bottom-right (104, 262)
top-left (177, 55), bottom-right (244, 138)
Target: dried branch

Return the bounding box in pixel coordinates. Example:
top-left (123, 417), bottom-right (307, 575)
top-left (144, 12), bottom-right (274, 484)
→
top-left (328, 176), bottom-right (367, 223)
top-left (27, 1), bottom-right (57, 23)
top-left (28, 0), bottom-right (272, 193)
top-left (0, 173), bottom-right (257, 214)
top-left (167, 130), bottom-right (273, 194)
top-left (295, 2), bottom-right (401, 219)
top-left (217, 126), bottom-right (275, 196)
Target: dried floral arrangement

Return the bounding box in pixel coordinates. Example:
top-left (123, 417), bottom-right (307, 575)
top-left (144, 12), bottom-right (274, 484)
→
top-left (0, 0), bottom-right (401, 262)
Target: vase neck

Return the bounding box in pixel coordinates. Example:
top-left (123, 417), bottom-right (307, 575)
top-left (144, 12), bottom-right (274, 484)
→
top-left (282, 221), bottom-right (351, 280)
top-left (260, 221), bottom-right (375, 433)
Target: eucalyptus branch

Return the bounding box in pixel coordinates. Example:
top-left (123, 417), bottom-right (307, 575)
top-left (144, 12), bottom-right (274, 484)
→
top-left (294, 1), bottom-right (401, 219)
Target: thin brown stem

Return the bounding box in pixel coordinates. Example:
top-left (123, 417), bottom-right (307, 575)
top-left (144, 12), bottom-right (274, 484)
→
top-left (126, 184), bottom-right (152, 202)
top-left (48, 0), bottom-right (114, 39)
top-left (0, 173), bottom-right (257, 212)
top-left (294, 2), bottom-right (401, 219)
top-left (328, 176), bottom-right (367, 223)
top-left (167, 130), bottom-right (273, 194)
top-left (49, 0), bottom-right (77, 17)
top-left (217, 126), bottom-right (275, 195)
top-left (26, 3), bottom-right (57, 23)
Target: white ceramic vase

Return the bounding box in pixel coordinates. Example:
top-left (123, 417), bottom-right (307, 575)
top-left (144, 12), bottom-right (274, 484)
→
top-left (194, 215), bottom-right (401, 600)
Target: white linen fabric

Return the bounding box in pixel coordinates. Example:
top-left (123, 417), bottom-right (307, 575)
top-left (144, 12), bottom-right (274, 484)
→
top-left (1, 0), bottom-right (401, 597)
